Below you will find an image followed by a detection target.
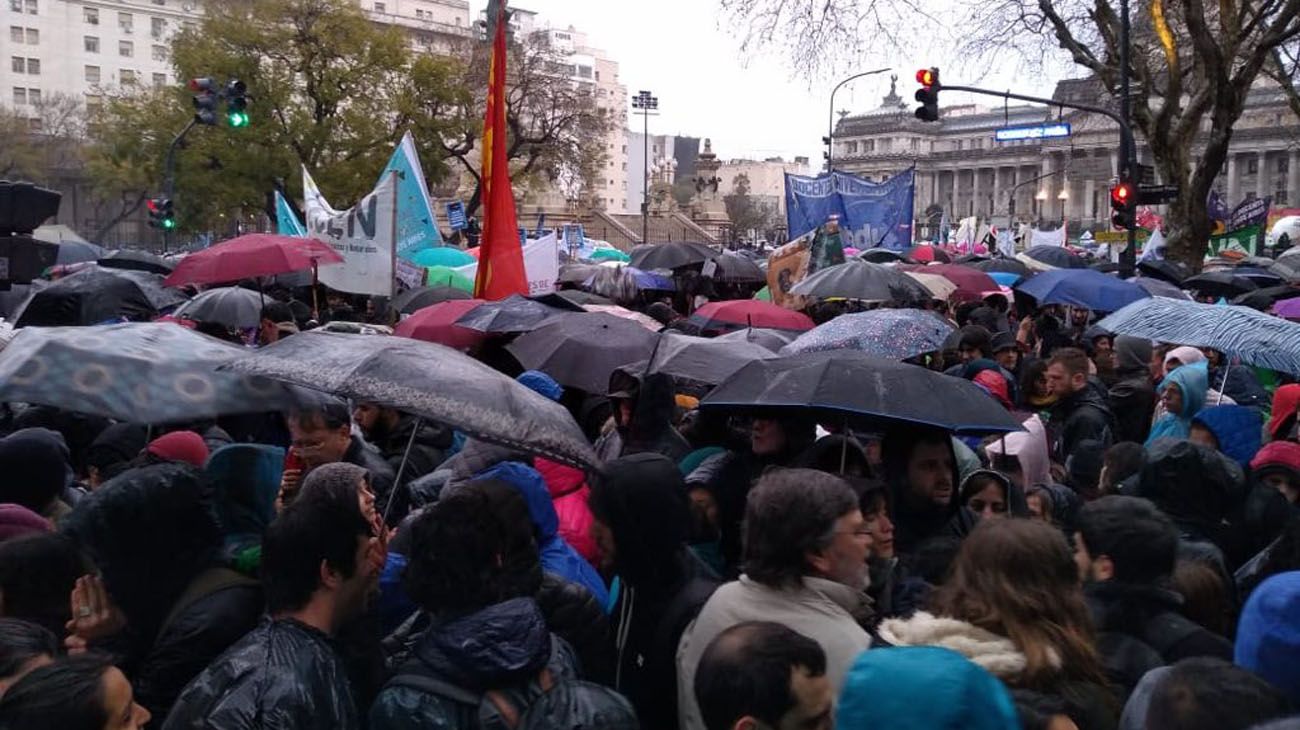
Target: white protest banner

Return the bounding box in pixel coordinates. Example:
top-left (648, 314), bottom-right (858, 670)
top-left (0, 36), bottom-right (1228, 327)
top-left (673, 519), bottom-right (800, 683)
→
top-left (304, 166), bottom-right (397, 297)
top-left (1031, 226), bottom-right (1067, 248)
top-left (451, 233), bottom-right (560, 296)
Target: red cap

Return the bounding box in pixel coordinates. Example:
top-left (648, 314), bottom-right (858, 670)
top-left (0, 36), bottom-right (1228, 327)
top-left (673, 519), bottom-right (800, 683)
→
top-left (147, 431), bottom-right (210, 468)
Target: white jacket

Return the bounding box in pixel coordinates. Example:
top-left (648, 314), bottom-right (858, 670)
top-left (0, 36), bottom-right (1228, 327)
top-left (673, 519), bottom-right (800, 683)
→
top-left (676, 576), bottom-right (872, 730)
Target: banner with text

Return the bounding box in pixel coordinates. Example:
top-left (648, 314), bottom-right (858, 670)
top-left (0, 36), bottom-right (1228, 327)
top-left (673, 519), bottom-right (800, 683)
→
top-left (1208, 224), bottom-right (1262, 258)
top-left (304, 167), bottom-right (397, 297)
top-left (449, 233), bottom-right (560, 296)
top-left (784, 168), bottom-right (915, 250)
top-left (1230, 196), bottom-right (1271, 232)
top-left (385, 131), bottom-right (445, 259)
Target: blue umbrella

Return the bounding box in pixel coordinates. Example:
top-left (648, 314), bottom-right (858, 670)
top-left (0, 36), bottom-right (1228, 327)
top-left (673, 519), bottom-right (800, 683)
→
top-left (1017, 269), bottom-right (1150, 312)
top-left (988, 271), bottom-right (1022, 287)
top-left (1096, 297), bottom-right (1300, 375)
top-left (780, 309), bottom-right (955, 361)
top-left (583, 266), bottom-right (674, 292)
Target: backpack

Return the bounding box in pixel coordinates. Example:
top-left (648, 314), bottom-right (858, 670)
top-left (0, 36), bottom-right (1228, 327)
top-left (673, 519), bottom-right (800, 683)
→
top-left (387, 666), bottom-right (639, 730)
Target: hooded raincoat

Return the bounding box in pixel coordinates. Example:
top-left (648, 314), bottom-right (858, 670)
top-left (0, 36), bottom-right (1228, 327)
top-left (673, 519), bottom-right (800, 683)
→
top-left (1108, 335), bottom-right (1157, 444)
top-left (836, 646), bottom-right (1021, 730)
top-left (1147, 364), bottom-right (1208, 445)
top-left (1191, 405), bottom-right (1263, 469)
top-left (985, 414), bottom-right (1052, 490)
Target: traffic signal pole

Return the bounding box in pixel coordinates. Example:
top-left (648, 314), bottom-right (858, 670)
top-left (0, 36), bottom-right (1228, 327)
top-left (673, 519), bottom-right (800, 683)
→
top-left (827, 68), bottom-right (891, 172)
top-left (1118, 0), bottom-right (1136, 277)
top-left (162, 117), bottom-right (197, 254)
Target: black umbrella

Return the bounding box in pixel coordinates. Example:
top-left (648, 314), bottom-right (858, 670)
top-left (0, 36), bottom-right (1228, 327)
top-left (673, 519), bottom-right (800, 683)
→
top-left (789, 260), bottom-right (932, 304)
top-left (1023, 245), bottom-right (1088, 269)
top-left (1132, 276), bottom-right (1192, 301)
top-left (454, 294), bottom-right (573, 333)
top-left (1091, 262), bottom-right (1121, 274)
top-left (700, 349), bottom-right (1024, 434)
top-left (528, 292), bottom-right (588, 313)
top-left (223, 330), bottom-right (597, 468)
top-left (55, 240), bottom-right (104, 265)
top-left (1137, 259), bottom-right (1190, 285)
top-left (713, 252), bottom-right (766, 284)
top-left (619, 332), bottom-right (775, 386)
top-left (954, 254), bottom-right (990, 264)
top-left (98, 249), bottom-right (174, 275)
top-left (1234, 266), bottom-right (1285, 286)
top-left (392, 286), bottom-right (471, 314)
top-left (858, 248), bottom-right (907, 264)
top-left (506, 312), bottom-right (659, 394)
top-left (972, 257), bottom-right (1032, 276)
top-left (711, 327), bottom-right (799, 352)
top-left (1184, 271), bottom-right (1259, 298)
top-left (172, 286), bottom-right (266, 329)
top-left (556, 289), bottom-right (614, 306)
top-left (1232, 285), bottom-right (1300, 311)
top-left (13, 267), bottom-right (187, 327)
top-left (629, 241), bottom-right (717, 271)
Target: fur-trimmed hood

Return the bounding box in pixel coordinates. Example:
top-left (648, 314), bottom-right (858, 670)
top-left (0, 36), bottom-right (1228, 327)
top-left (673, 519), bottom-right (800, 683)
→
top-left (877, 611), bottom-right (1059, 680)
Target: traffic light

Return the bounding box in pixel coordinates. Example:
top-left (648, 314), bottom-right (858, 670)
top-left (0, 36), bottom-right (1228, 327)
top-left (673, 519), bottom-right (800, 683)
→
top-left (822, 135), bottom-right (832, 164)
top-left (189, 77), bottom-right (218, 126)
top-left (914, 67), bottom-right (940, 122)
top-left (1110, 181), bottom-right (1136, 230)
top-left (224, 79), bottom-right (249, 128)
top-left (147, 198), bottom-right (176, 230)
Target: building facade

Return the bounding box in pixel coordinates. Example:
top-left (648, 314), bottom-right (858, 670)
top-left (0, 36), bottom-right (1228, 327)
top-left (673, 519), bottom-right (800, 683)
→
top-left (718, 155), bottom-right (811, 216)
top-left (833, 76), bottom-right (1300, 238)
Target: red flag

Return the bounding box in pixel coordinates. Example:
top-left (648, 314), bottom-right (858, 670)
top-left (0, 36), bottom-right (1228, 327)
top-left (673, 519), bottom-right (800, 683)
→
top-left (474, 1), bottom-right (528, 300)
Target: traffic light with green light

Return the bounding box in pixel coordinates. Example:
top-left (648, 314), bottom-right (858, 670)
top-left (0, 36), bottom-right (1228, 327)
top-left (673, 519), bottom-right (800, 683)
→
top-left (147, 198), bottom-right (176, 230)
top-left (225, 79), bottom-right (249, 128)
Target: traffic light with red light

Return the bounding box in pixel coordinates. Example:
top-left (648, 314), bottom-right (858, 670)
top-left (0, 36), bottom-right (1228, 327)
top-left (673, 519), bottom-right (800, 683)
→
top-left (914, 68), bottom-right (940, 122)
top-left (147, 197), bottom-right (176, 230)
top-left (1110, 181), bottom-right (1136, 230)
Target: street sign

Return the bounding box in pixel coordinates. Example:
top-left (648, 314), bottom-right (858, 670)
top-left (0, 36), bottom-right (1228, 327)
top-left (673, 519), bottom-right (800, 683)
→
top-left (446, 200), bottom-right (467, 231)
top-left (993, 123), bottom-right (1071, 142)
top-left (1093, 230), bottom-right (1150, 243)
top-left (1137, 185), bottom-right (1179, 205)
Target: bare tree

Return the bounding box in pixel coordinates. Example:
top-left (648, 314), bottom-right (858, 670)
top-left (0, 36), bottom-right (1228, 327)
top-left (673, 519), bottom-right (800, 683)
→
top-left (724, 0), bottom-right (1300, 267)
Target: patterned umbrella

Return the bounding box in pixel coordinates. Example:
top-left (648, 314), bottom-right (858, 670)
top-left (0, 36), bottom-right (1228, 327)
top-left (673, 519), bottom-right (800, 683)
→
top-left (225, 330), bottom-right (597, 467)
top-left (779, 309), bottom-right (955, 360)
top-left (700, 349), bottom-right (1024, 434)
top-left (0, 322), bottom-right (296, 423)
top-left (1017, 269), bottom-right (1151, 312)
top-left (790, 260), bottom-right (932, 304)
top-left (686, 300), bottom-right (815, 334)
top-left (172, 286), bottom-right (266, 329)
top-left (1096, 297), bottom-right (1300, 374)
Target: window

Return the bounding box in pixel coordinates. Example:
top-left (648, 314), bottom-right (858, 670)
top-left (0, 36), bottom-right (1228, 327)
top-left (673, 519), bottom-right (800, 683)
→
top-left (25, 58), bottom-right (37, 74)
top-left (11, 57), bottom-right (25, 73)
top-left (374, 1), bottom-right (385, 12)
top-left (414, 8), bottom-right (423, 18)
top-left (119, 12), bottom-right (133, 33)
top-left (1248, 158), bottom-right (1259, 175)
top-left (13, 87), bottom-right (27, 105)
top-left (622, 162), bottom-right (627, 170)
top-left (119, 69), bottom-right (135, 84)
top-left (84, 35), bottom-right (99, 53)
top-left (152, 72), bottom-right (166, 86)
top-left (85, 65), bottom-right (100, 83)
top-left (152, 0), bottom-right (165, 5)
top-left (1280, 157), bottom-right (1290, 173)
top-left (9, 27), bottom-right (22, 43)
top-left (152, 45), bottom-right (167, 61)
top-left (24, 27), bottom-right (36, 43)
top-left (8, 0), bottom-right (20, 12)
top-left (24, 0), bottom-right (36, 14)
top-left (27, 88), bottom-right (39, 104)
top-left (151, 17), bottom-right (165, 38)
top-left (119, 40), bottom-right (133, 57)
top-left (622, 144), bottom-right (627, 153)
top-left (85, 93), bottom-right (102, 110)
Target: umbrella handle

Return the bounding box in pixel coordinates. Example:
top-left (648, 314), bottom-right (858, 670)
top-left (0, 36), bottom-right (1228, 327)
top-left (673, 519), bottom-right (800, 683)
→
top-left (382, 417), bottom-right (422, 526)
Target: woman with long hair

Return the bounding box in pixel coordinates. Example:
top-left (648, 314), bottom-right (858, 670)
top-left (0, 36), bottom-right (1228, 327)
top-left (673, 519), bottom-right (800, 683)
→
top-left (876, 519), bottom-right (1117, 729)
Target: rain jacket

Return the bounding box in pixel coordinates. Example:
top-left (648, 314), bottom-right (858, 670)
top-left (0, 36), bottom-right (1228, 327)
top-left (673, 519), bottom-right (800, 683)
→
top-left (836, 646), bottom-right (1021, 730)
top-left (474, 460), bottom-right (609, 608)
top-left (986, 414), bottom-right (1053, 489)
top-left (957, 469), bottom-right (1030, 519)
top-left (1049, 378), bottom-right (1116, 462)
top-left (1235, 571), bottom-right (1300, 705)
top-left (1108, 335), bottom-right (1157, 444)
top-left (533, 457), bottom-right (599, 567)
top-left (1268, 383), bottom-right (1300, 440)
top-left (1208, 359), bottom-right (1269, 411)
top-left (1129, 439), bottom-right (1246, 570)
top-left (677, 576), bottom-right (872, 730)
top-left (206, 444), bottom-right (283, 571)
top-left (162, 618), bottom-right (360, 730)
top-left (1026, 483), bottom-right (1084, 534)
top-left (1191, 405), bottom-right (1263, 469)
top-left (369, 598), bottom-right (580, 730)
top-left (1147, 364), bottom-right (1208, 445)
top-left (594, 371), bottom-right (692, 463)
top-left (372, 416), bottom-right (455, 525)
top-left (589, 453), bottom-right (721, 727)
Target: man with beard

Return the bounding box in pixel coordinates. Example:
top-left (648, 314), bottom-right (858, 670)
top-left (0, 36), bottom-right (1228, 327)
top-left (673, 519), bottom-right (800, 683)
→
top-left (351, 402), bottom-right (453, 519)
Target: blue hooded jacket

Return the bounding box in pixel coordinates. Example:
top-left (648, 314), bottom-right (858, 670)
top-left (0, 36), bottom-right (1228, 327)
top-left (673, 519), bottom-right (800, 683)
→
top-left (836, 647), bottom-right (1020, 730)
top-left (475, 460), bottom-right (609, 608)
top-left (1235, 571), bottom-right (1300, 705)
top-left (1147, 363), bottom-right (1209, 445)
top-left (1191, 404), bottom-right (1263, 469)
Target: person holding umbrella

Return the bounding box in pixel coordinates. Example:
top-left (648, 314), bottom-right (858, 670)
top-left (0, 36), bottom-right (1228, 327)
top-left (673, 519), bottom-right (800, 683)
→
top-left (279, 398), bottom-right (395, 522)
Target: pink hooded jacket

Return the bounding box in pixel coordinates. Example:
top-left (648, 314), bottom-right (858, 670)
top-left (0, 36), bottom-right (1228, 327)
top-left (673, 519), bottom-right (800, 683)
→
top-left (533, 456), bottom-right (601, 568)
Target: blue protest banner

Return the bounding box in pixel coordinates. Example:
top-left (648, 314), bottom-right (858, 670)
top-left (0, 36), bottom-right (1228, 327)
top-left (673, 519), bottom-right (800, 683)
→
top-left (385, 132), bottom-right (444, 259)
top-left (447, 200), bottom-right (467, 231)
top-left (274, 190), bottom-right (307, 237)
top-left (785, 168), bottom-right (915, 250)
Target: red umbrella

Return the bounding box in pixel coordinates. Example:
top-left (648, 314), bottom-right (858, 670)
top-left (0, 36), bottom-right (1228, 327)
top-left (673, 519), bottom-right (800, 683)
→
top-left (906, 245), bottom-right (952, 263)
top-left (394, 299), bottom-right (487, 351)
top-left (901, 264), bottom-right (998, 303)
top-left (687, 300), bottom-right (815, 335)
top-left (163, 233), bottom-right (344, 287)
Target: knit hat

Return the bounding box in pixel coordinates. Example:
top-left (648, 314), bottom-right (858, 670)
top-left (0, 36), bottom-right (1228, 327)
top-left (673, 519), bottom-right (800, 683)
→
top-left (1251, 441), bottom-right (1300, 478)
top-left (1235, 571), bottom-right (1300, 704)
top-left (0, 503), bottom-right (52, 542)
top-left (146, 431), bottom-right (210, 468)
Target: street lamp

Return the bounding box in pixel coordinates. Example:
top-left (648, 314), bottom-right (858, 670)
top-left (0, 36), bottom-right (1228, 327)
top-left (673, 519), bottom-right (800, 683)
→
top-left (632, 90), bottom-right (659, 245)
top-left (827, 68), bottom-right (890, 172)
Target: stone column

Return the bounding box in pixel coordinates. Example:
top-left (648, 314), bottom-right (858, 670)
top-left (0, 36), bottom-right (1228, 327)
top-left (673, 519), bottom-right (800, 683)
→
top-left (971, 167), bottom-right (983, 218)
top-left (951, 169), bottom-right (960, 214)
top-left (1288, 151), bottom-right (1300, 206)
top-left (1084, 179), bottom-right (1097, 222)
top-left (1227, 154), bottom-right (1240, 205)
top-left (1257, 151), bottom-right (1270, 199)
top-left (991, 167), bottom-right (1003, 222)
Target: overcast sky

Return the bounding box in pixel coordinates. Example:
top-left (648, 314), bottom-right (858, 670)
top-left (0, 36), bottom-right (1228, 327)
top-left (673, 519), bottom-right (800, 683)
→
top-left (488, 0), bottom-right (1066, 166)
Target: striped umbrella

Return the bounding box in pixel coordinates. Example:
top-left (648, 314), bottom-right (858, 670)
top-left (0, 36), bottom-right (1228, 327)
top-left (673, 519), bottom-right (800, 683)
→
top-left (1096, 297), bottom-right (1300, 375)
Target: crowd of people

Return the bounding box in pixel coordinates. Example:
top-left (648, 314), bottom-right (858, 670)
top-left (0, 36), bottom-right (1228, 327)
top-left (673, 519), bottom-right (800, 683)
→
top-left (0, 269), bottom-right (1299, 730)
